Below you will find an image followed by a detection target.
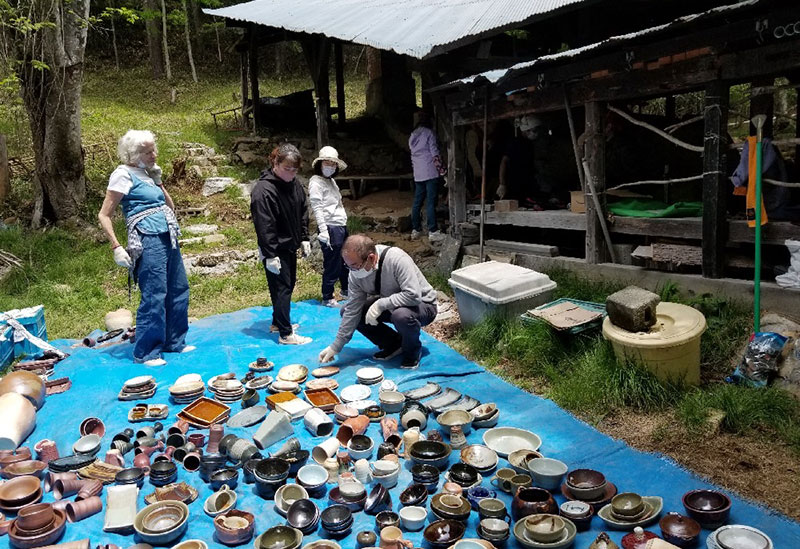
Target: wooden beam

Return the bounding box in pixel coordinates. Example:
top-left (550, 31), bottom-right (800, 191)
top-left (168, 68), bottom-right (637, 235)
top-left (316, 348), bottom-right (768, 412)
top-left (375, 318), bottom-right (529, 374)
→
top-left (749, 76), bottom-right (774, 138)
top-left (701, 80), bottom-right (729, 279)
top-left (316, 38), bottom-right (331, 150)
top-left (239, 50), bottom-right (249, 129)
top-left (448, 115), bottom-right (467, 235)
top-left (584, 101), bottom-right (608, 264)
top-left (334, 41), bottom-right (346, 125)
top-left (247, 26), bottom-right (260, 133)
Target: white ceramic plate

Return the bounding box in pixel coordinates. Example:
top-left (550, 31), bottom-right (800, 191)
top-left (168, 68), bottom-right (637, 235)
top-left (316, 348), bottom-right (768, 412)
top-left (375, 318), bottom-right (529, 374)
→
top-left (123, 375), bottom-right (154, 389)
top-left (277, 364), bottom-right (309, 383)
top-left (340, 384), bottom-right (371, 403)
top-left (174, 373), bottom-right (202, 386)
top-left (482, 427), bottom-right (542, 457)
top-left (356, 367), bottom-right (384, 381)
top-left (348, 399), bottom-right (377, 412)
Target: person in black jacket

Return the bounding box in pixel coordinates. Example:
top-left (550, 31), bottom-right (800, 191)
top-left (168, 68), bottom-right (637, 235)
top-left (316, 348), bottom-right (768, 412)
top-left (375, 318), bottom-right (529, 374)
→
top-left (250, 144), bottom-right (313, 345)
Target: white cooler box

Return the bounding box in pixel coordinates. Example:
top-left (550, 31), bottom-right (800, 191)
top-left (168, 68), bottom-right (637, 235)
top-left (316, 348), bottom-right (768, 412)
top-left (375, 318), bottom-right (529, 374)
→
top-left (448, 261), bottom-right (557, 327)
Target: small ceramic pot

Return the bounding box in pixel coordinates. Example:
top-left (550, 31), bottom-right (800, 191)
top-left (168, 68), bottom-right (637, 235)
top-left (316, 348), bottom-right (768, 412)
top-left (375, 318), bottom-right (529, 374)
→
top-left (183, 451), bottom-right (202, 472)
top-left (377, 442), bottom-right (396, 460)
top-left (512, 487), bottom-right (558, 521)
top-left (188, 433), bottom-right (206, 448)
top-left (207, 424), bottom-right (224, 454)
top-left (304, 408), bottom-right (334, 437)
top-left (214, 509), bottom-right (255, 546)
top-left (400, 409), bottom-right (427, 431)
top-left (375, 511), bottom-right (401, 532)
top-left (402, 429), bottom-right (420, 459)
top-left (66, 495), bottom-right (103, 522)
top-left (34, 439), bottom-right (59, 464)
top-left (478, 497), bottom-right (508, 520)
top-left (104, 449), bottom-right (125, 469)
top-left (380, 417), bottom-right (401, 448)
top-left (133, 452), bottom-right (151, 473)
top-left (354, 459), bottom-right (373, 485)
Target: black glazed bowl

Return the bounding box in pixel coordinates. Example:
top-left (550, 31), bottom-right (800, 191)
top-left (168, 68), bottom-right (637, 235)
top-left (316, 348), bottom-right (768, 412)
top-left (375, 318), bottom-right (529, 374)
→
top-left (115, 467), bottom-right (144, 487)
top-left (149, 460), bottom-right (178, 477)
top-left (449, 463), bottom-right (479, 487)
top-left (254, 475), bottom-right (287, 500)
top-left (243, 458), bottom-right (260, 484)
top-left (410, 441), bottom-right (449, 460)
top-left (399, 483), bottom-right (428, 507)
top-left (320, 504), bottom-right (353, 530)
top-left (424, 519), bottom-right (466, 548)
top-left (364, 483), bottom-right (391, 516)
top-left (411, 463), bottom-right (440, 481)
top-left (255, 458), bottom-right (290, 482)
top-left (210, 468), bottom-right (239, 491)
top-left (375, 510), bottom-right (400, 531)
top-left (348, 435), bottom-right (372, 451)
top-left (282, 450), bottom-right (309, 477)
top-left (286, 498), bottom-right (320, 534)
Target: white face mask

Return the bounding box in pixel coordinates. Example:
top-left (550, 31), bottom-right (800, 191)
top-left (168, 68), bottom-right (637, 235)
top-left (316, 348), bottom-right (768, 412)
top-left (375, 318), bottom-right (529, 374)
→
top-left (137, 160), bottom-right (148, 169)
top-left (350, 268), bottom-right (371, 279)
top-left (321, 165), bottom-right (336, 177)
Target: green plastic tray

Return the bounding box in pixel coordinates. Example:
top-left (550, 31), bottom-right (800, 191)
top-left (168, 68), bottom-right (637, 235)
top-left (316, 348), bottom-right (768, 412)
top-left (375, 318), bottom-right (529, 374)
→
top-left (520, 298), bottom-right (607, 334)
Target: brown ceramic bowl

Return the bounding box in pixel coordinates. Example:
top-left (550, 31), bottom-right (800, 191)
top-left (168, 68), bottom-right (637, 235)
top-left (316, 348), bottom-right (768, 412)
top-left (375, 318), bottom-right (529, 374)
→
top-left (16, 503), bottom-right (54, 531)
top-left (8, 508), bottom-right (67, 549)
top-left (1, 460), bottom-right (47, 480)
top-left (0, 475), bottom-right (42, 507)
top-left (423, 519), bottom-right (466, 547)
top-left (682, 489), bottom-right (731, 528)
top-left (660, 511), bottom-right (701, 547)
top-left (566, 469), bottom-right (606, 500)
top-left (214, 509), bottom-right (255, 545)
top-left (141, 502), bottom-right (188, 533)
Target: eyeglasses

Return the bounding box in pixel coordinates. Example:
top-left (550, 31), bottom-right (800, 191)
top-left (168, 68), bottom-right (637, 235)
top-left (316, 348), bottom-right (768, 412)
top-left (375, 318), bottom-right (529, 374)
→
top-left (345, 254), bottom-right (372, 271)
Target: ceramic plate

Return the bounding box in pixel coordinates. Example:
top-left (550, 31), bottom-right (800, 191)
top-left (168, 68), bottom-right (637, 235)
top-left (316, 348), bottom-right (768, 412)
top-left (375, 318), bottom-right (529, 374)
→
top-left (249, 360), bottom-right (274, 371)
top-left (513, 517), bottom-right (576, 549)
top-left (174, 373), bottom-right (202, 386)
top-left (340, 384), bottom-right (371, 403)
top-left (226, 405), bottom-right (269, 428)
top-left (348, 399), bottom-right (377, 412)
top-left (306, 378), bottom-right (339, 391)
top-left (482, 427), bottom-right (542, 457)
top-left (277, 364), bottom-right (309, 383)
top-left (597, 496), bottom-right (663, 530)
top-left (357, 366), bottom-right (384, 381)
top-left (245, 376), bottom-right (273, 390)
top-left (403, 382), bottom-right (441, 400)
top-left (169, 381), bottom-right (205, 395)
top-left (312, 366), bottom-right (339, 378)
top-left (709, 525), bottom-right (773, 549)
top-left (123, 375), bottom-right (154, 389)
top-left (269, 381), bottom-right (300, 393)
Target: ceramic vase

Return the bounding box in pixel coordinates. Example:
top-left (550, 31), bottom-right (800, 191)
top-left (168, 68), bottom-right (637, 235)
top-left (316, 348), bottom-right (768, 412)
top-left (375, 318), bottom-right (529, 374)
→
top-left (66, 495), bottom-right (103, 522)
top-left (272, 437), bottom-right (300, 458)
top-left (402, 428), bottom-right (420, 458)
top-left (207, 424), bottom-right (224, 454)
top-left (336, 415), bottom-right (369, 445)
top-left (45, 472), bottom-right (77, 493)
top-left (511, 486), bottom-right (558, 521)
top-left (0, 370), bottom-right (46, 410)
top-left (450, 425), bottom-right (467, 449)
top-left (55, 478), bottom-right (85, 500)
top-left (168, 420), bottom-right (190, 435)
top-left (0, 392), bottom-right (37, 450)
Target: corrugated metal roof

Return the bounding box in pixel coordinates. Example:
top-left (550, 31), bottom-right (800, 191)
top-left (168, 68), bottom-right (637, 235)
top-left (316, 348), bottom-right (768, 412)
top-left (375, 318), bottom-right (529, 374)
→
top-left (204, 0), bottom-right (593, 59)
top-left (432, 0), bottom-right (761, 91)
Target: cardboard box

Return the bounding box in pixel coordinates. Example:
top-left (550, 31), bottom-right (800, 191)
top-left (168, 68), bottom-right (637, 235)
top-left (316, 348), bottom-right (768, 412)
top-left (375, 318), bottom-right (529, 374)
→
top-left (494, 200), bottom-right (518, 213)
top-left (569, 191), bottom-right (586, 213)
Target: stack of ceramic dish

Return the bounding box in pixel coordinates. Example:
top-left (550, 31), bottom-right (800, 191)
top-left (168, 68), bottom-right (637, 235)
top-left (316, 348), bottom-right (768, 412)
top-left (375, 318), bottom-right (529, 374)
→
top-left (253, 525), bottom-right (303, 549)
top-left (597, 492), bottom-right (663, 529)
top-left (339, 384), bottom-right (371, 403)
top-left (149, 461), bottom-right (178, 487)
top-left (707, 525), bottom-right (772, 549)
top-left (559, 500), bottom-right (593, 532)
top-left (430, 493), bottom-right (471, 522)
top-left (681, 489), bottom-right (732, 529)
top-left (478, 517), bottom-right (512, 545)
top-left (277, 364), bottom-right (308, 384)
top-left (254, 458), bottom-right (290, 499)
top-left (459, 444), bottom-right (498, 475)
top-left (207, 375), bottom-right (245, 403)
top-left (72, 434), bottom-right (101, 457)
top-left (411, 463), bottom-right (440, 493)
top-left (407, 440), bottom-right (452, 469)
top-left (169, 381), bottom-right (205, 404)
top-left (286, 498), bottom-right (319, 535)
top-left (561, 468), bottom-right (617, 508)
top-left (0, 476), bottom-right (42, 513)
top-left (133, 500), bottom-right (189, 545)
top-left (268, 381), bottom-right (301, 394)
top-left (8, 503), bottom-right (67, 548)
top-left (333, 404), bottom-right (358, 424)
top-left (327, 481), bottom-right (367, 512)
top-left (371, 459), bottom-right (400, 488)
top-left (119, 376), bottom-right (156, 401)
top-left (513, 513), bottom-right (577, 548)
top-left (356, 367), bottom-right (384, 385)
top-left (471, 403), bottom-right (500, 428)
top-left (244, 376), bottom-right (273, 391)
top-left (446, 463), bottom-right (481, 489)
top-left (320, 504), bottom-right (353, 537)
top-left (249, 357), bottom-right (274, 372)
top-left (176, 397), bottom-right (230, 428)
top-left (47, 455), bottom-right (97, 474)
top-left (115, 468), bottom-right (145, 488)
top-left (306, 378), bottom-right (338, 392)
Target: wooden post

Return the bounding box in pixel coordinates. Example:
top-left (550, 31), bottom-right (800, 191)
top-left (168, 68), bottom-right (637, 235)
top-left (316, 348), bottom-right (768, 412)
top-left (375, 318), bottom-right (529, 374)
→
top-left (584, 101), bottom-right (608, 264)
top-left (334, 41), bottom-right (346, 126)
top-left (749, 76), bottom-right (774, 138)
top-left (448, 113), bottom-right (467, 236)
top-left (796, 74), bottom-right (800, 166)
top-left (315, 38), bottom-right (331, 150)
top-left (248, 26), bottom-right (260, 134)
top-left (240, 50), bottom-right (249, 129)
top-left (702, 81), bottom-right (730, 279)
top-left (0, 134), bottom-right (8, 202)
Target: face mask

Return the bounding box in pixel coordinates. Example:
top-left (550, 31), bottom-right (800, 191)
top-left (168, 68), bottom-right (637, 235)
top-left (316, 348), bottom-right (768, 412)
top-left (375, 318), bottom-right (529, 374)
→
top-left (350, 268), bottom-right (371, 279)
top-left (322, 165), bottom-right (336, 177)
top-left (137, 160), bottom-right (148, 169)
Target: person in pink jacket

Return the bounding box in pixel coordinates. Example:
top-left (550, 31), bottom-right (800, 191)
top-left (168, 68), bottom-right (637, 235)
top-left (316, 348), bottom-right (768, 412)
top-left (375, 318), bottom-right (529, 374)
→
top-left (409, 110), bottom-right (446, 241)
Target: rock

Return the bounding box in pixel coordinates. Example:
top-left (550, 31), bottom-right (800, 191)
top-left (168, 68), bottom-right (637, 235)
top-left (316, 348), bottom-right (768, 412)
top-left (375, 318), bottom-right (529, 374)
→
top-left (436, 235), bottom-right (462, 275)
top-left (202, 177), bottom-right (236, 197)
top-left (703, 409), bottom-right (726, 435)
top-left (233, 150), bottom-right (267, 166)
top-left (105, 309), bottom-right (133, 331)
top-left (238, 182), bottom-right (256, 198)
top-left (461, 254), bottom-right (481, 267)
top-left (606, 286), bottom-right (660, 333)
top-left (179, 234), bottom-right (226, 246)
top-left (182, 224), bottom-right (219, 236)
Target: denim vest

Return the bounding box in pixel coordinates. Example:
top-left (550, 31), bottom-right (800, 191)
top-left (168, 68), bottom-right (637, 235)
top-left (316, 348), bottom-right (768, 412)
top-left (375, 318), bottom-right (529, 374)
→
top-left (120, 168), bottom-right (169, 234)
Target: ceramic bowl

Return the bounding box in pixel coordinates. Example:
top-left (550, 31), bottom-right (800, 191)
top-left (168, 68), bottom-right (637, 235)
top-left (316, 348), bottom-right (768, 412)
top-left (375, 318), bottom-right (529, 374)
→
top-left (320, 504), bottom-right (352, 530)
top-left (296, 464), bottom-right (328, 489)
top-left (204, 486), bottom-right (237, 517)
top-left (482, 427), bottom-right (541, 458)
top-left (283, 450), bottom-right (310, 477)
top-left (16, 503), bottom-right (54, 531)
top-left (364, 483), bottom-right (391, 515)
top-left (436, 409), bottom-right (473, 436)
top-left (347, 435), bottom-right (374, 460)
top-left (1, 460), bottom-right (47, 480)
top-left (466, 486), bottom-right (496, 510)
top-left (286, 499), bottom-right (319, 534)
top-left (274, 484), bottom-right (309, 516)
top-left (431, 493), bottom-right (471, 522)
top-left (399, 483), bottom-right (428, 507)
top-left (470, 403), bottom-right (497, 421)
top-left (711, 525), bottom-right (772, 549)
top-left (424, 519), bottom-right (466, 548)
top-left (411, 463), bottom-right (439, 482)
top-left (566, 469), bottom-right (607, 500)
top-left (460, 445), bottom-right (498, 473)
top-left (399, 505), bottom-right (427, 531)
top-left (0, 475), bottom-right (42, 507)
top-left (478, 497), bottom-right (507, 520)
top-left (134, 501), bottom-right (189, 545)
top-left (508, 449), bottom-right (543, 474)
top-left (659, 512), bottom-right (701, 547)
top-left (210, 469), bottom-right (239, 491)
top-left (374, 510), bottom-right (400, 531)
top-left (408, 441), bottom-right (451, 469)
top-left (682, 489), bottom-right (731, 528)
top-left (480, 517), bottom-right (510, 536)
top-left (524, 514), bottom-right (565, 543)
top-left (72, 434), bottom-right (101, 456)
top-left (448, 463), bottom-right (480, 487)
top-left (254, 525), bottom-right (302, 549)
top-left (611, 492), bottom-right (644, 517)
top-left (255, 458), bottom-right (290, 482)
top-left (378, 391), bottom-right (405, 413)
top-left (524, 458), bottom-right (565, 492)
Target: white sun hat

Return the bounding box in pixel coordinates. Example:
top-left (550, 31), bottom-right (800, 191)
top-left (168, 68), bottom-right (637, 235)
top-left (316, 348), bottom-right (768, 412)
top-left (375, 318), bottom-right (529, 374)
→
top-left (312, 146), bottom-right (348, 171)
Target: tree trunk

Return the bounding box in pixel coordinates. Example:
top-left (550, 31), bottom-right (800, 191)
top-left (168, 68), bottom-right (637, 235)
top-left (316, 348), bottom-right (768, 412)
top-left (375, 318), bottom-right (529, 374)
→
top-left (111, 13), bottom-right (119, 70)
top-left (0, 134), bottom-right (8, 202)
top-left (144, 0), bottom-right (165, 79)
top-left (160, 0), bottom-right (172, 80)
top-left (182, 0), bottom-right (198, 83)
top-left (18, 0), bottom-right (90, 226)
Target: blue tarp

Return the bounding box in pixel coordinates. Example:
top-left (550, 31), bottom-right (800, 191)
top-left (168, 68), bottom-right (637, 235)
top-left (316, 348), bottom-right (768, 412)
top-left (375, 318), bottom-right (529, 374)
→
top-left (17, 302), bottom-right (798, 548)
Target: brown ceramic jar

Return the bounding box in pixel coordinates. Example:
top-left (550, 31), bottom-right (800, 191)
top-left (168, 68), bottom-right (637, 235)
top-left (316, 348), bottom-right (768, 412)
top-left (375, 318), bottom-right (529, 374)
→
top-left (511, 486), bottom-right (558, 521)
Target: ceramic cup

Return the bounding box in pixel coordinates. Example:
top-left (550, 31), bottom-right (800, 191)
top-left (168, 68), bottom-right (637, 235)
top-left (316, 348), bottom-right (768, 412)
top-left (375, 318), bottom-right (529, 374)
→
top-left (304, 408), bottom-right (334, 437)
top-left (490, 468), bottom-right (517, 492)
top-left (207, 424), bottom-right (224, 454)
top-left (354, 459), bottom-right (373, 485)
top-left (478, 497), bottom-right (508, 520)
top-left (509, 474), bottom-right (533, 493)
top-left (34, 439), bottom-right (59, 464)
top-left (312, 437), bottom-right (342, 464)
top-left (66, 496), bottom-right (103, 523)
top-left (379, 525), bottom-right (409, 549)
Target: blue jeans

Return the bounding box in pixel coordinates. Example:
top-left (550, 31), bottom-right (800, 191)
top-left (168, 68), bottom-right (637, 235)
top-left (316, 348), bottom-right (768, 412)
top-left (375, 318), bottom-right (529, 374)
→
top-left (133, 232), bottom-right (190, 362)
top-left (321, 225), bottom-right (349, 300)
top-left (411, 178), bottom-right (439, 232)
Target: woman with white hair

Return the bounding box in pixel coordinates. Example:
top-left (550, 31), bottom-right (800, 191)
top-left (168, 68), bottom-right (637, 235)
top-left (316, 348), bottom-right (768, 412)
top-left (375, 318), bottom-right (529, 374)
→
top-left (98, 130), bottom-right (194, 366)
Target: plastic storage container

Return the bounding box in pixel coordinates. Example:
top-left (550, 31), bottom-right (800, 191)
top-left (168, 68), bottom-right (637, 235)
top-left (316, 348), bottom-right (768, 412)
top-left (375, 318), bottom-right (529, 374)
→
top-left (0, 305), bottom-right (48, 359)
top-left (602, 301), bottom-right (706, 385)
top-left (448, 261), bottom-right (557, 327)
top-left (0, 325), bottom-right (13, 369)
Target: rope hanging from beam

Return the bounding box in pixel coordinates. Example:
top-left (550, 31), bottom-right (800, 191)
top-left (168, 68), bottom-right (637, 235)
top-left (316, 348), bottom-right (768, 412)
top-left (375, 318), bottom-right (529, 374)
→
top-left (607, 105), bottom-right (704, 152)
top-left (605, 175), bottom-right (800, 191)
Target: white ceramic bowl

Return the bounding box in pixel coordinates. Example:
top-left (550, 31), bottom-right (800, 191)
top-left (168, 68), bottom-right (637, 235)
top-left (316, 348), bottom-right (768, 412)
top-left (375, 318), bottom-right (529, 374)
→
top-left (347, 438), bottom-right (374, 461)
top-left (482, 427), bottom-right (541, 458)
top-left (274, 484), bottom-right (308, 516)
top-left (378, 391), bottom-right (405, 413)
top-left (436, 409), bottom-right (473, 436)
top-left (399, 506), bottom-right (427, 531)
top-left (460, 444), bottom-right (498, 472)
top-left (73, 434), bottom-right (101, 455)
top-left (527, 458), bottom-right (568, 490)
top-left (296, 464), bottom-right (328, 487)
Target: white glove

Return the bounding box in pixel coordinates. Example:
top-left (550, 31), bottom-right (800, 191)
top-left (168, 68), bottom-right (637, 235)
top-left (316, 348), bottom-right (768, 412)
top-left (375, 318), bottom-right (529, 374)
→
top-left (147, 164), bottom-right (163, 184)
top-left (365, 301), bottom-right (383, 326)
top-left (317, 230), bottom-right (330, 248)
top-left (301, 241), bottom-right (311, 257)
top-left (318, 346), bottom-right (337, 363)
top-left (265, 257), bottom-right (281, 274)
top-left (495, 184), bottom-right (507, 200)
top-left (113, 246), bottom-right (132, 268)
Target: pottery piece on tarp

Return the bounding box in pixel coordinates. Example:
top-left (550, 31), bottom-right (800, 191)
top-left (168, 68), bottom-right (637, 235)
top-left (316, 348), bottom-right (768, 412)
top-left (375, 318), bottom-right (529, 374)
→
top-left (0, 370), bottom-right (46, 410)
top-left (103, 484), bottom-right (138, 533)
top-left (304, 408), bottom-right (334, 437)
top-left (252, 410), bottom-right (293, 450)
top-left (0, 392), bottom-right (37, 451)
top-left (380, 417), bottom-right (401, 447)
top-left (589, 532), bottom-right (620, 549)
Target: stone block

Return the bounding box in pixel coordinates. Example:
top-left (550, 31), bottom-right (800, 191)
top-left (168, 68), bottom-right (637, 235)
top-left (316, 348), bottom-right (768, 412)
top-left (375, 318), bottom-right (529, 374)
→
top-left (202, 177), bottom-right (236, 197)
top-left (182, 224), bottom-right (219, 236)
top-left (436, 235), bottom-right (462, 275)
top-left (606, 285), bottom-right (660, 332)
top-left (494, 200), bottom-right (518, 212)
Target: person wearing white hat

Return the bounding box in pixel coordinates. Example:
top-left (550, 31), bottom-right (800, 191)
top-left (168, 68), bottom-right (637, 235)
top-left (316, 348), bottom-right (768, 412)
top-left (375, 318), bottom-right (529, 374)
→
top-left (309, 146), bottom-right (350, 307)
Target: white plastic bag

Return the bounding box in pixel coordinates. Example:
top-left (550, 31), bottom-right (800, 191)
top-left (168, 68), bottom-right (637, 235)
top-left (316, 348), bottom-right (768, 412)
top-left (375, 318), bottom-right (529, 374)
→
top-left (776, 239), bottom-right (800, 289)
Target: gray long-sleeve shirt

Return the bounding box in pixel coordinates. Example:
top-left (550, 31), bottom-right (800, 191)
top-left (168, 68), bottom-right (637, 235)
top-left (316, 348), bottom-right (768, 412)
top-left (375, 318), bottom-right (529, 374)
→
top-left (331, 245), bottom-right (438, 353)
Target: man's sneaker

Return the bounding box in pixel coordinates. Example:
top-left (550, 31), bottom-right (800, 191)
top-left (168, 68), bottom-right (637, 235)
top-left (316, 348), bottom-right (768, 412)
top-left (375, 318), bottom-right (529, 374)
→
top-left (143, 358), bottom-right (167, 366)
top-left (180, 345), bottom-right (196, 353)
top-left (270, 323), bottom-right (299, 333)
top-left (411, 230), bottom-right (422, 240)
top-left (428, 231), bottom-right (445, 242)
top-left (401, 352), bottom-right (421, 369)
top-left (279, 333), bottom-right (312, 345)
top-left (373, 346), bottom-right (402, 361)
top-left (322, 299), bottom-right (339, 308)
top-left (339, 292), bottom-right (349, 301)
